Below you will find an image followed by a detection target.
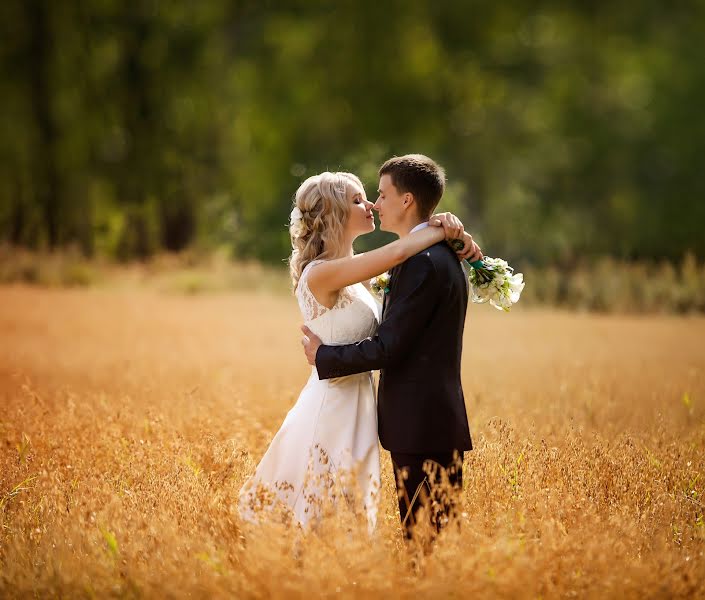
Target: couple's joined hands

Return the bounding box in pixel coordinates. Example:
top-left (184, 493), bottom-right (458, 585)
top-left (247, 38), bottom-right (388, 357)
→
top-left (429, 212), bottom-right (483, 263)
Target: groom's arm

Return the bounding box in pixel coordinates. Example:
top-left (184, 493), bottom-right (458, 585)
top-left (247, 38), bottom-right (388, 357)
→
top-left (315, 252), bottom-right (440, 380)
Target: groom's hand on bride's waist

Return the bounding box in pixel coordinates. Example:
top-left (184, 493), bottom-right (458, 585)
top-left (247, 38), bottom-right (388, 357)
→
top-left (301, 325), bottom-right (322, 366)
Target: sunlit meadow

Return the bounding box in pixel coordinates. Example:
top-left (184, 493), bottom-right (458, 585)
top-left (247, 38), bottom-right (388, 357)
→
top-left (1, 283), bottom-right (704, 598)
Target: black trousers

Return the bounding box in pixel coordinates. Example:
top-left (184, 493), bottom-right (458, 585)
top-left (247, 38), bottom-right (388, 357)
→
top-left (390, 451), bottom-right (464, 541)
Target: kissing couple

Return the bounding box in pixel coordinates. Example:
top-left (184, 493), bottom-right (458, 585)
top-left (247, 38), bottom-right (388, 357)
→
top-left (239, 154), bottom-right (482, 544)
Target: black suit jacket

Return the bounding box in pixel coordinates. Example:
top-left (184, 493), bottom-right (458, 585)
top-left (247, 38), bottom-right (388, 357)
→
top-left (315, 241), bottom-right (473, 454)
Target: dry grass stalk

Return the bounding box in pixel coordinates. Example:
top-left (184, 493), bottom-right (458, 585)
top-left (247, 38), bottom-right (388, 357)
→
top-left (0, 285), bottom-right (704, 598)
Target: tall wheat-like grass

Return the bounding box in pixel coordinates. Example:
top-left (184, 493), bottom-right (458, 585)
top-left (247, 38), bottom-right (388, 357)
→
top-left (0, 285), bottom-right (704, 598)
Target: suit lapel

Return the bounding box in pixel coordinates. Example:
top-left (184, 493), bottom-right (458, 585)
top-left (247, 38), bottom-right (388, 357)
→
top-left (382, 264), bottom-right (400, 319)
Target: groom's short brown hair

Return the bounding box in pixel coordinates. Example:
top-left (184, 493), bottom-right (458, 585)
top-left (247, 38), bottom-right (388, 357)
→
top-left (379, 154), bottom-right (446, 219)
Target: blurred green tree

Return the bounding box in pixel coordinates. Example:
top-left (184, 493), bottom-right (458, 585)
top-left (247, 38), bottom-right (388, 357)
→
top-left (0, 0), bottom-right (702, 265)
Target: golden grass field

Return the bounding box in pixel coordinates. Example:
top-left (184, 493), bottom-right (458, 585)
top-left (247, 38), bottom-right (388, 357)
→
top-left (1, 283), bottom-right (704, 598)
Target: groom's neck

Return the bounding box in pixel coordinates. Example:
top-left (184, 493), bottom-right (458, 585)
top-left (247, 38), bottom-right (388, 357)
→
top-left (396, 217), bottom-right (426, 239)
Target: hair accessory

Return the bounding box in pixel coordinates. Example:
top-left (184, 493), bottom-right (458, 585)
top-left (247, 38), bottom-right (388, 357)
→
top-left (290, 206), bottom-right (304, 225)
top-left (333, 174), bottom-right (347, 195)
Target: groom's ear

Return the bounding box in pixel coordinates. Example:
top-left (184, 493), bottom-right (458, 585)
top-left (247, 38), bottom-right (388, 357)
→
top-left (402, 192), bottom-right (419, 218)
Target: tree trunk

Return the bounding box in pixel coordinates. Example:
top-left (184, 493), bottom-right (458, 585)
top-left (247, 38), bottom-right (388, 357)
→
top-left (116, 6), bottom-right (156, 259)
top-left (26, 0), bottom-right (60, 250)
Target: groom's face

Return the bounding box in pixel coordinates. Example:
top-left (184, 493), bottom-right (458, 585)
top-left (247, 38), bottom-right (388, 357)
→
top-left (374, 174), bottom-right (407, 235)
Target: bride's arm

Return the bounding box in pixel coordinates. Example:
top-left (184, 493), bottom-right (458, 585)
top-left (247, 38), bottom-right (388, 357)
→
top-left (308, 215), bottom-right (472, 297)
top-left (307, 226), bottom-right (445, 297)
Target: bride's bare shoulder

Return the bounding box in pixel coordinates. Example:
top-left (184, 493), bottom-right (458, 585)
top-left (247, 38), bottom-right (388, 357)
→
top-left (303, 260), bottom-right (340, 310)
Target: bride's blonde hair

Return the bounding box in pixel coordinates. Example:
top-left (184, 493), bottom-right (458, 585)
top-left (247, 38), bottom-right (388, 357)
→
top-left (288, 171), bottom-right (364, 291)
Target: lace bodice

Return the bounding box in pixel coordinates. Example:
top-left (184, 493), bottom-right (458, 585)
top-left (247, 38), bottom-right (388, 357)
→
top-left (296, 260), bottom-right (380, 345)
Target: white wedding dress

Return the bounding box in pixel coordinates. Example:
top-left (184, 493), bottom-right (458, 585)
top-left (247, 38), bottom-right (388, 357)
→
top-left (238, 260), bottom-right (381, 531)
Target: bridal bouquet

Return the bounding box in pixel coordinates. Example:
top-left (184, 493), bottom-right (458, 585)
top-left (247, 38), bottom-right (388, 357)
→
top-left (450, 240), bottom-right (524, 312)
top-left (370, 244), bottom-right (524, 312)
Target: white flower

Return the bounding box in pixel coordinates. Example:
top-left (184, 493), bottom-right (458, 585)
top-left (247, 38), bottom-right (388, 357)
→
top-left (508, 273), bottom-right (525, 303)
top-left (289, 206), bottom-right (309, 239)
top-left (290, 206), bottom-right (304, 225)
top-left (466, 255), bottom-right (524, 312)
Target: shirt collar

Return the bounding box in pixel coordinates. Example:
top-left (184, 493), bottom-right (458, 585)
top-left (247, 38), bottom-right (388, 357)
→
top-left (409, 221), bottom-right (430, 234)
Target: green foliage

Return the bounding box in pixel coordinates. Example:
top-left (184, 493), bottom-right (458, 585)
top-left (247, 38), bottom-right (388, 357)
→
top-left (99, 525), bottom-right (119, 559)
top-left (0, 244), bottom-right (100, 286)
top-left (0, 1), bottom-right (703, 265)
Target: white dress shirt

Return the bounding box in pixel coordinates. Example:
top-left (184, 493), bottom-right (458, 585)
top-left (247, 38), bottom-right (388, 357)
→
top-left (409, 221), bottom-right (429, 234)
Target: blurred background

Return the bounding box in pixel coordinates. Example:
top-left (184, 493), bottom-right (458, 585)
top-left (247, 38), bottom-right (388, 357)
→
top-left (1, 0), bottom-right (704, 311)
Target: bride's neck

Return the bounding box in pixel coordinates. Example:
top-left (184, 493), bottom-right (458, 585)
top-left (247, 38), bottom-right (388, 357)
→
top-left (332, 241), bottom-right (355, 260)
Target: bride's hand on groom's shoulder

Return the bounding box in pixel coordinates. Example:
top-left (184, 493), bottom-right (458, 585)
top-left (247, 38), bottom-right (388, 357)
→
top-left (429, 212), bottom-right (464, 241)
top-left (430, 212), bottom-right (483, 262)
top-left (456, 231), bottom-right (483, 263)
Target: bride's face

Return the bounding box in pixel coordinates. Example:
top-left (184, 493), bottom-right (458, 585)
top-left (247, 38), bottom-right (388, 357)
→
top-left (345, 181), bottom-right (375, 238)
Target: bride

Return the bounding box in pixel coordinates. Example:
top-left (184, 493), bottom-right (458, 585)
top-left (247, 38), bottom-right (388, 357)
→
top-left (237, 171), bottom-right (474, 531)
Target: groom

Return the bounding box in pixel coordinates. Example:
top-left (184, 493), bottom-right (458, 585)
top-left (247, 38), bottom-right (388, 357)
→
top-left (302, 154), bottom-right (478, 542)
